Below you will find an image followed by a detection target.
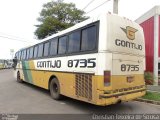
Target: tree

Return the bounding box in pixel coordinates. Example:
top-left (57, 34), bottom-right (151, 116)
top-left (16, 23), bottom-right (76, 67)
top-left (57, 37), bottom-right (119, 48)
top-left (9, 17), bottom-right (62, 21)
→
top-left (35, 0), bottom-right (88, 39)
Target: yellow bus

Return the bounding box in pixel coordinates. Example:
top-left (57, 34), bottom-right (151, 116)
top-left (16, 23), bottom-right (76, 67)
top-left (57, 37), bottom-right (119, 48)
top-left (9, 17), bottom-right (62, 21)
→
top-left (14, 13), bottom-right (146, 106)
top-left (0, 59), bottom-right (7, 69)
top-left (0, 60), bottom-right (4, 69)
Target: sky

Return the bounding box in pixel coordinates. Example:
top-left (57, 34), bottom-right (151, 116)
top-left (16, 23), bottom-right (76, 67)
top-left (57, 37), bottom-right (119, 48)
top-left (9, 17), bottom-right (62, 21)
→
top-left (0, 0), bottom-right (160, 59)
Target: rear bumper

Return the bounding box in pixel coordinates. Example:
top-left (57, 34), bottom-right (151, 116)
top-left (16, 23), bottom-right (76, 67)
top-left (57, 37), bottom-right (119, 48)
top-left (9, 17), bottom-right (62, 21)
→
top-left (99, 88), bottom-right (146, 99)
top-left (96, 88), bottom-right (146, 106)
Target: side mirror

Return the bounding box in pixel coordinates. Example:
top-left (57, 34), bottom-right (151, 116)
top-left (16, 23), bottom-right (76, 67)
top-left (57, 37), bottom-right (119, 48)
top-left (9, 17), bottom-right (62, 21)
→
top-left (12, 58), bottom-right (18, 70)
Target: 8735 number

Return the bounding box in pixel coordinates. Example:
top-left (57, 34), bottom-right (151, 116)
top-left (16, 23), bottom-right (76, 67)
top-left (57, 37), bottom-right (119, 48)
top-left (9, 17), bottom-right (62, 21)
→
top-left (68, 58), bottom-right (96, 68)
top-left (121, 64), bottom-right (139, 72)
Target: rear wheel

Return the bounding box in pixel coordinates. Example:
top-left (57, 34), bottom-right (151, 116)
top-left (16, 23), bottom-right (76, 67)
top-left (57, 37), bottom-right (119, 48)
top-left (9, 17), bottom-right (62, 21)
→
top-left (49, 78), bottom-right (62, 100)
top-left (17, 71), bottom-right (23, 83)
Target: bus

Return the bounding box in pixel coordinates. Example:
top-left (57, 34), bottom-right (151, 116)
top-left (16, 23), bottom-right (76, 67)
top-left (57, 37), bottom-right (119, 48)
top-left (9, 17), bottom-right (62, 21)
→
top-left (14, 13), bottom-right (146, 106)
top-left (0, 59), bottom-right (8, 69)
top-left (6, 59), bottom-right (13, 69)
top-left (0, 59), bottom-right (5, 69)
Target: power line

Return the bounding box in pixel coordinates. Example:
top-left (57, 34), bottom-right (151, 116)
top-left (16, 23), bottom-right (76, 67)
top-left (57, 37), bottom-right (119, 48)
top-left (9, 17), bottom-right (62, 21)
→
top-left (0, 32), bottom-right (28, 41)
top-left (86, 0), bottom-right (111, 14)
top-left (0, 35), bottom-right (35, 43)
top-left (0, 32), bottom-right (37, 43)
top-left (82, 0), bottom-right (96, 10)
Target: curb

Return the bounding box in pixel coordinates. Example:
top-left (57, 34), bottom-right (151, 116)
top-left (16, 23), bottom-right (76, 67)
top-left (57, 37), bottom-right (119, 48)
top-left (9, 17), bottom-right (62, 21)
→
top-left (135, 98), bottom-right (160, 105)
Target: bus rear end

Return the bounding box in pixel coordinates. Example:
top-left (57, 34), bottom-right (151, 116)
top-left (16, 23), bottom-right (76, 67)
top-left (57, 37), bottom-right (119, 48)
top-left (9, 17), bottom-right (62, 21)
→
top-left (96, 14), bottom-right (146, 106)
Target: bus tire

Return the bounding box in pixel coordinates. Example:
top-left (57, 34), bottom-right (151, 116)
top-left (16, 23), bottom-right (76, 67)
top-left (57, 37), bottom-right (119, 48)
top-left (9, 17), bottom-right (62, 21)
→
top-left (17, 71), bottom-right (23, 83)
top-left (49, 78), bottom-right (62, 100)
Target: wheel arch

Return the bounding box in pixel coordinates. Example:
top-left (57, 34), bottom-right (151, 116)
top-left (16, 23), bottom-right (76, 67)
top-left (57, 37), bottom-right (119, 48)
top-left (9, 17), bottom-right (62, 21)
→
top-left (16, 70), bottom-right (23, 83)
top-left (48, 75), bottom-right (58, 90)
top-left (17, 70), bottom-right (20, 77)
top-left (17, 70), bottom-right (20, 74)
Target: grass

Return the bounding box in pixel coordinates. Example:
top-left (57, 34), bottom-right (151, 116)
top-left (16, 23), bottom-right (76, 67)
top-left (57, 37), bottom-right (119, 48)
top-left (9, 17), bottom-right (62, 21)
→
top-left (141, 91), bottom-right (160, 101)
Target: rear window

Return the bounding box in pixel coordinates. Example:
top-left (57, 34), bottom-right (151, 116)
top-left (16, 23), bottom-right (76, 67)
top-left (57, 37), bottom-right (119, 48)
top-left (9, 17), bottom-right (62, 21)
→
top-left (81, 26), bottom-right (97, 51)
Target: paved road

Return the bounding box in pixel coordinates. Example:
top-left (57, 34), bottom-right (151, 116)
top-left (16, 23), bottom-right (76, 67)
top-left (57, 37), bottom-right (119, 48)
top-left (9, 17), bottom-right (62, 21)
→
top-left (0, 69), bottom-right (160, 114)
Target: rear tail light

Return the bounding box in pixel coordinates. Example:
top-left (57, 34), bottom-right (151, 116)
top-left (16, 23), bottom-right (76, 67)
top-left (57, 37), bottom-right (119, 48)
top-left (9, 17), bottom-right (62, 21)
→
top-left (104, 71), bottom-right (111, 86)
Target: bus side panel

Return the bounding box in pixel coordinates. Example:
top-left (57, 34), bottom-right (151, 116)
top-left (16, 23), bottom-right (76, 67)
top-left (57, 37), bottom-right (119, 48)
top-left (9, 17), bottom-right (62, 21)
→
top-left (29, 61), bottom-right (43, 87)
top-left (20, 61), bottom-right (33, 84)
top-left (17, 59), bottom-right (99, 104)
top-left (51, 72), bottom-right (76, 97)
top-left (18, 60), bottom-right (44, 88)
top-left (22, 60), bottom-right (76, 99)
top-left (27, 60), bottom-right (49, 89)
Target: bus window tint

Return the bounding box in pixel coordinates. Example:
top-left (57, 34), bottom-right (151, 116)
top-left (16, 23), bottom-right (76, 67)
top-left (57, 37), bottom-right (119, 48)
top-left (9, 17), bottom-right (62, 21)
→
top-left (81, 26), bottom-right (96, 51)
top-left (68, 31), bottom-right (80, 53)
top-left (17, 52), bottom-right (19, 59)
top-left (34, 46), bottom-right (38, 58)
top-left (29, 47), bottom-right (33, 59)
top-left (21, 51), bottom-right (23, 60)
top-left (50, 39), bottom-right (58, 56)
top-left (58, 36), bottom-right (67, 54)
top-left (26, 49), bottom-right (30, 59)
top-left (44, 42), bottom-right (49, 57)
top-left (23, 50), bottom-right (26, 59)
top-left (18, 51), bottom-right (21, 60)
top-left (38, 44), bottom-right (44, 58)
top-left (15, 52), bottom-right (18, 58)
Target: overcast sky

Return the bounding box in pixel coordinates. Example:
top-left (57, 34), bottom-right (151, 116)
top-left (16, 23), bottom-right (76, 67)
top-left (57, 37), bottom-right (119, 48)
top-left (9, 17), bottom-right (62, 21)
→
top-left (0, 0), bottom-right (160, 59)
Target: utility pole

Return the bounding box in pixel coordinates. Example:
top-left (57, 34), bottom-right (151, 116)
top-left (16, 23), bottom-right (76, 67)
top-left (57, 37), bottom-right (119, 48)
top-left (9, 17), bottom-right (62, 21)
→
top-left (113, 0), bottom-right (119, 14)
top-left (10, 49), bottom-right (14, 59)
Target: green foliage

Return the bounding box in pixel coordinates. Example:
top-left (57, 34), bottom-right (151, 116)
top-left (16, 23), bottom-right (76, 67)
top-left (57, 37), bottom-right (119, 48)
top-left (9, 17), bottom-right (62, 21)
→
top-left (142, 91), bottom-right (160, 101)
top-left (35, 0), bottom-right (88, 39)
top-left (144, 72), bottom-right (154, 85)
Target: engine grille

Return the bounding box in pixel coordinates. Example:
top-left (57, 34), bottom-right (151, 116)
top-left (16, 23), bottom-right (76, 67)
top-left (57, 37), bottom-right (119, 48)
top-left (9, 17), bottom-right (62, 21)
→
top-left (75, 74), bottom-right (92, 101)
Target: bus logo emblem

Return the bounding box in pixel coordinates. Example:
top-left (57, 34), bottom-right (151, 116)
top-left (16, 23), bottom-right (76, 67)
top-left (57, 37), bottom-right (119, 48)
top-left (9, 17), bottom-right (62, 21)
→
top-left (121, 26), bottom-right (137, 40)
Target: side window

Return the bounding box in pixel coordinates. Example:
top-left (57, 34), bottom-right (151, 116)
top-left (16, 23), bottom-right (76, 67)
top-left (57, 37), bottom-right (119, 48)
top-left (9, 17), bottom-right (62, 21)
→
top-left (15, 52), bottom-right (18, 58)
top-left (44, 42), bottom-right (50, 57)
top-left (17, 52), bottom-right (19, 59)
top-left (26, 49), bottom-right (30, 60)
top-left (81, 26), bottom-right (97, 51)
top-left (29, 47), bottom-right (33, 59)
top-left (23, 49), bottom-right (27, 60)
top-left (38, 44), bottom-right (44, 57)
top-left (18, 51), bottom-right (21, 60)
top-left (33, 46), bottom-right (38, 58)
top-left (50, 39), bottom-right (58, 56)
top-left (68, 31), bottom-right (80, 53)
top-left (21, 51), bottom-right (24, 60)
top-left (58, 36), bottom-right (67, 54)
